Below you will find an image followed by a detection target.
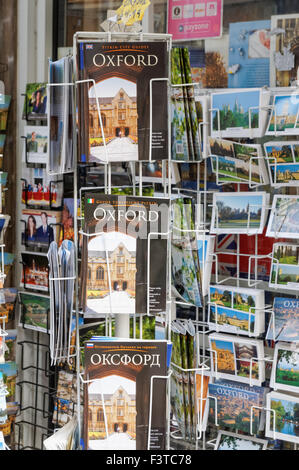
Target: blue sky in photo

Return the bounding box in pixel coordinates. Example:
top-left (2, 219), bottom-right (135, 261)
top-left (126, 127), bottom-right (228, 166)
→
top-left (212, 339), bottom-right (235, 353)
top-left (266, 145), bottom-right (291, 153)
top-left (277, 351), bottom-right (299, 371)
top-left (272, 398), bottom-right (295, 415)
top-left (211, 305), bottom-right (251, 322)
top-left (0, 94), bottom-right (11, 110)
top-left (274, 95), bottom-right (299, 116)
top-left (212, 90), bottom-right (260, 113)
top-left (216, 194), bottom-right (263, 211)
top-left (90, 77), bottom-right (136, 98)
top-left (275, 264), bottom-right (299, 275)
top-left (272, 164), bottom-right (299, 172)
top-left (210, 286), bottom-right (231, 297)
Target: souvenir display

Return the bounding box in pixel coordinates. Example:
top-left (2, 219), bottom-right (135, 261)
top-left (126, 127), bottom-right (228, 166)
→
top-left (7, 5), bottom-right (299, 453)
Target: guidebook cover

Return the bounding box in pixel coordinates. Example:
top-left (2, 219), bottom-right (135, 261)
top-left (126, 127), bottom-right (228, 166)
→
top-left (266, 297), bottom-right (299, 342)
top-left (78, 42), bottom-right (169, 163)
top-left (82, 193), bottom-right (169, 317)
top-left (84, 340), bottom-right (168, 450)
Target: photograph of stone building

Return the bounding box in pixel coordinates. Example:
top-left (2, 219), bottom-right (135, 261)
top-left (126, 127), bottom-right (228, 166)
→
top-left (89, 77), bottom-right (138, 162)
top-left (87, 232), bottom-right (137, 315)
top-left (88, 376), bottom-right (136, 450)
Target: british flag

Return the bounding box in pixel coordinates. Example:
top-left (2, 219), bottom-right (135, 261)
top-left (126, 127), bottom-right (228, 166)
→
top-left (214, 234), bottom-right (238, 278)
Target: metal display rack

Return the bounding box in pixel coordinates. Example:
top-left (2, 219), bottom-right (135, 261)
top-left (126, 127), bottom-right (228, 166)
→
top-left (14, 29), bottom-right (299, 450)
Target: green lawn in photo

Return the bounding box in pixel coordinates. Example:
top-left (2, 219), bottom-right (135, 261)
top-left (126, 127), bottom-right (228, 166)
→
top-left (269, 121), bottom-right (296, 132)
top-left (276, 369), bottom-right (299, 387)
top-left (278, 256), bottom-right (297, 264)
top-left (271, 266), bottom-right (299, 285)
top-left (233, 303), bottom-right (253, 313)
top-left (218, 219), bottom-right (260, 228)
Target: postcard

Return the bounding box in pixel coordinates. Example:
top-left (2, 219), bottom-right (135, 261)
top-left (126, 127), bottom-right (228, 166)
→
top-left (0, 288), bottom-right (17, 329)
top-left (210, 88), bottom-right (269, 138)
top-left (203, 35), bottom-right (229, 88)
top-left (266, 297), bottom-right (299, 342)
top-left (266, 195), bottom-right (299, 239)
top-left (0, 135), bottom-right (5, 155)
top-left (209, 333), bottom-right (265, 385)
top-left (269, 243), bottom-right (299, 290)
top-left (20, 252), bottom-right (49, 292)
top-left (266, 392), bottom-right (299, 443)
top-left (209, 305), bottom-right (256, 335)
top-left (208, 379), bottom-right (264, 434)
top-left (270, 14), bottom-right (299, 87)
top-left (210, 192), bottom-right (268, 234)
top-left (23, 125), bottom-right (48, 164)
top-left (271, 343), bottom-right (299, 394)
top-left (60, 198), bottom-right (75, 245)
top-left (4, 330), bottom-right (17, 363)
top-left (19, 292), bottom-right (50, 333)
top-left (21, 209), bottom-right (62, 249)
top-left (209, 138), bottom-right (267, 184)
top-left (0, 95), bottom-right (11, 131)
top-left (23, 83), bottom-right (47, 120)
top-left (0, 431), bottom-right (5, 450)
top-left (0, 361), bottom-right (17, 403)
top-left (264, 141), bottom-right (299, 164)
top-left (21, 166), bottom-right (63, 208)
top-left (208, 285), bottom-right (265, 336)
top-left (195, 372), bottom-right (210, 433)
top-left (270, 163), bottom-right (299, 186)
top-left (228, 20), bottom-right (270, 89)
top-left (197, 235), bottom-right (215, 296)
top-left (0, 215), bottom-right (10, 244)
top-left (215, 430), bottom-right (267, 450)
top-left (266, 94), bottom-right (299, 135)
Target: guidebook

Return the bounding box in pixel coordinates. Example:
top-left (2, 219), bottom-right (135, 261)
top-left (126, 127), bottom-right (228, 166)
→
top-left (83, 339), bottom-right (168, 450)
top-left (77, 41), bottom-right (169, 163)
top-left (82, 193), bottom-right (170, 317)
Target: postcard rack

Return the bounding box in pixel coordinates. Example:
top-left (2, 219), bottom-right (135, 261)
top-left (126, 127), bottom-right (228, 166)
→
top-left (15, 28), bottom-right (299, 450)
